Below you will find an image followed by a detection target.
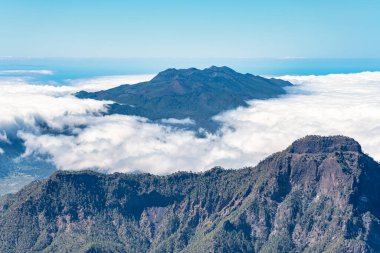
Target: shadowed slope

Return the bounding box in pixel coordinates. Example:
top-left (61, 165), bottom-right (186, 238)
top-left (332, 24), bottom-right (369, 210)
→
top-left (1, 136), bottom-right (379, 253)
top-left (76, 66), bottom-right (292, 131)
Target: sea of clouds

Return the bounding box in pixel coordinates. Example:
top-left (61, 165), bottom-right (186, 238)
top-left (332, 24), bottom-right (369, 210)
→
top-left (1, 71), bottom-right (380, 175)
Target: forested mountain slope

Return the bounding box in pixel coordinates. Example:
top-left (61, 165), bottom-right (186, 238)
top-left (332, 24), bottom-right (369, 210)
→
top-left (1, 136), bottom-right (379, 253)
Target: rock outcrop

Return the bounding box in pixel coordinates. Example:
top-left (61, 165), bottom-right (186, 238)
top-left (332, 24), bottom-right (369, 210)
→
top-left (1, 136), bottom-right (379, 253)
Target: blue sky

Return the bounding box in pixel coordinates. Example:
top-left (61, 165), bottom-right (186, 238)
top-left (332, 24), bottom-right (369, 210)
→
top-left (0, 0), bottom-right (379, 58)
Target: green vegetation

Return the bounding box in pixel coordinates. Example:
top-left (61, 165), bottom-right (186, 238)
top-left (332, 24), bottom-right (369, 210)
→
top-left (76, 66), bottom-right (292, 131)
top-left (1, 136), bottom-right (380, 252)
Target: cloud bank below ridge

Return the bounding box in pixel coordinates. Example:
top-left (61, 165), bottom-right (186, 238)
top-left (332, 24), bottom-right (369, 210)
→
top-left (1, 71), bottom-right (380, 174)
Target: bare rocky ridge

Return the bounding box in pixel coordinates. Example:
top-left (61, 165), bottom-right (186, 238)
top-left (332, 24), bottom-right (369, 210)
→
top-left (0, 136), bottom-right (380, 252)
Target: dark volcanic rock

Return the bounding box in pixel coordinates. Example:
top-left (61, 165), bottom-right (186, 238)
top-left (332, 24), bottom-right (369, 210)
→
top-left (1, 136), bottom-right (380, 253)
top-left (76, 66), bottom-right (292, 131)
top-left (287, 135), bottom-right (362, 153)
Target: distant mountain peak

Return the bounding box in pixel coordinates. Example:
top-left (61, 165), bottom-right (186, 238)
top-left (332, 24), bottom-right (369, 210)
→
top-left (286, 135), bottom-right (362, 154)
top-left (205, 65), bottom-right (236, 72)
top-left (76, 66), bottom-right (292, 131)
top-left (152, 66), bottom-right (237, 81)
top-left (151, 67), bottom-right (198, 81)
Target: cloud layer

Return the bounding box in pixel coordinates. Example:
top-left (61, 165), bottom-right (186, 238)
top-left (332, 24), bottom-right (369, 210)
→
top-left (2, 71), bottom-right (380, 175)
top-left (0, 70), bottom-right (54, 75)
top-left (0, 77), bottom-right (106, 128)
top-left (68, 74), bottom-right (155, 92)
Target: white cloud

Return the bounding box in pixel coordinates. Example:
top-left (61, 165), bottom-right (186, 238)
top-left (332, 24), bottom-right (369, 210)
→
top-left (214, 71), bottom-right (380, 163)
top-left (0, 130), bottom-right (10, 144)
top-left (68, 74), bottom-right (155, 92)
top-left (0, 75), bottom-right (113, 127)
top-left (3, 71), bottom-right (380, 175)
top-left (0, 70), bottom-right (54, 75)
top-left (0, 148), bottom-right (4, 155)
top-left (20, 115), bottom-right (216, 174)
top-left (0, 72), bottom-right (153, 131)
top-left (160, 118), bottom-right (195, 125)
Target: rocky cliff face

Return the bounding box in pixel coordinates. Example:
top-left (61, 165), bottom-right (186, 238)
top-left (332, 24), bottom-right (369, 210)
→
top-left (1, 136), bottom-right (379, 253)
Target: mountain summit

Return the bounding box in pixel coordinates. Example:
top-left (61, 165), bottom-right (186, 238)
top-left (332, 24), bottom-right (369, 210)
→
top-left (286, 135), bottom-right (363, 153)
top-left (1, 136), bottom-right (380, 252)
top-left (76, 66), bottom-right (292, 131)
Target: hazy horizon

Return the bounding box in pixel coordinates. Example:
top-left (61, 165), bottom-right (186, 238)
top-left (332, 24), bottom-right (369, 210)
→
top-left (1, 58), bottom-right (380, 83)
